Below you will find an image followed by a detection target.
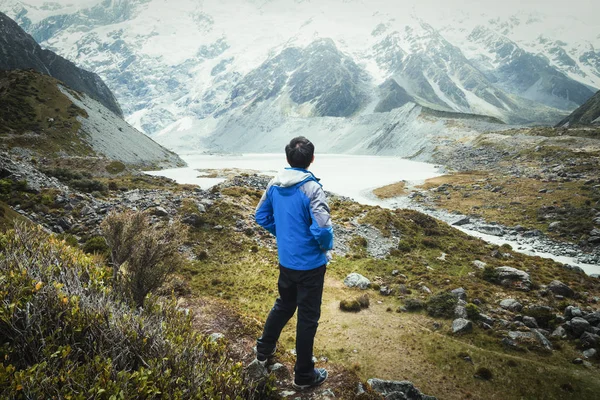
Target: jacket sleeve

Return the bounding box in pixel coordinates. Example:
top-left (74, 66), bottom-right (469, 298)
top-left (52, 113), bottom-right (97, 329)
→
top-left (306, 182), bottom-right (334, 251)
top-left (255, 184), bottom-right (276, 236)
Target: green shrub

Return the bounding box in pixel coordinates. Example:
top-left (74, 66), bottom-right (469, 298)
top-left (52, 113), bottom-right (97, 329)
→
top-left (56, 233), bottom-right (79, 247)
top-left (404, 298), bottom-right (424, 311)
top-left (426, 292), bottom-right (458, 318)
top-left (466, 303), bottom-right (481, 320)
top-left (421, 237), bottom-right (439, 248)
top-left (82, 236), bottom-right (109, 255)
top-left (397, 240), bottom-right (413, 253)
top-left (482, 266), bottom-right (499, 283)
top-left (0, 223), bottom-right (270, 399)
top-left (105, 161), bottom-right (126, 174)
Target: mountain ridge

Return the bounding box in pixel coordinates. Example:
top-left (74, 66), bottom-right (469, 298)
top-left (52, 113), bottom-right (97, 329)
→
top-left (0, 11), bottom-right (123, 116)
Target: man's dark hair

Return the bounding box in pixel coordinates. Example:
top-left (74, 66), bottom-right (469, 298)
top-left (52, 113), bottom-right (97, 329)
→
top-left (285, 136), bottom-right (314, 169)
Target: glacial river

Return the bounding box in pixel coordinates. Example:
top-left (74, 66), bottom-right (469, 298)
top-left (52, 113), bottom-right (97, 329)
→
top-left (147, 152), bottom-right (600, 275)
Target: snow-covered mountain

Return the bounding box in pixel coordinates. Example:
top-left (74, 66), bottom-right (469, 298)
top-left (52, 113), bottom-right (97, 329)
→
top-left (1, 0), bottom-right (598, 154)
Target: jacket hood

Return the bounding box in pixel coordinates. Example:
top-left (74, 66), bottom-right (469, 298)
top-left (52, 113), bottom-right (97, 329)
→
top-left (271, 168), bottom-right (319, 188)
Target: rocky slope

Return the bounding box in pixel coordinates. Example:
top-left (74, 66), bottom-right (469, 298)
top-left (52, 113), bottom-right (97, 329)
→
top-left (1, 1), bottom-right (598, 154)
top-left (0, 11), bottom-right (122, 116)
top-left (557, 90), bottom-right (600, 127)
top-left (0, 69), bottom-right (183, 168)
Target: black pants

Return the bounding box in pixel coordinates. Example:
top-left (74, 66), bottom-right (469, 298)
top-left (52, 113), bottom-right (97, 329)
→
top-left (257, 264), bottom-right (326, 384)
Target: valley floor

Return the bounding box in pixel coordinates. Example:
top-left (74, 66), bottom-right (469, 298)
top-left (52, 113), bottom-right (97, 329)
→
top-left (2, 140), bottom-right (600, 399)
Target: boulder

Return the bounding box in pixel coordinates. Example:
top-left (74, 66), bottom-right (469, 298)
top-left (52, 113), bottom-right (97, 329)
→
top-left (450, 288), bottom-right (467, 301)
top-left (344, 273), bottom-right (371, 290)
top-left (579, 332), bottom-right (600, 349)
top-left (567, 317), bottom-right (591, 337)
top-left (452, 318), bottom-right (473, 334)
top-left (452, 217), bottom-right (470, 226)
top-left (551, 326), bottom-right (567, 339)
top-left (367, 379), bottom-right (437, 400)
top-left (495, 267), bottom-right (532, 291)
top-left (507, 330), bottom-right (552, 352)
top-left (245, 359), bottom-right (268, 383)
top-left (583, 311), bottom-right (600, 326)
top-left (479, 314), bottom-right (495, 326)
top-left (547, 280), bottom-right (574, 298)
top-left (380, 286), bottom-right (393, 296)
top-left (564, 306), bottom-right (583, 320)
top-left (523, 316), bottom-right (539, 329)
top-left (472, 260), bottom-right (487, 270)
top-left (500, 299), bottom-right (523, 312)
top-left (479, 225), bottom-right (504, 236)
top-left (455, 305), bottom-right (468, 319)
top-left (583, 348), bottom-right (597, 359)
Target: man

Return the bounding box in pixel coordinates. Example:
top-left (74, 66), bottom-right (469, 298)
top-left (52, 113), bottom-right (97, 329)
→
top-left (255, 136), bottom-right (334, 389)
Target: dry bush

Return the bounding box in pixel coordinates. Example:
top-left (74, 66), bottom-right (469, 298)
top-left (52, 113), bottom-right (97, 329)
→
top-left (101, 210), bottom-right (187, 307)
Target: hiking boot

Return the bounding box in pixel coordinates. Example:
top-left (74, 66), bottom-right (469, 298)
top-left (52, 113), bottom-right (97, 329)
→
top-left (292, 368), bottom-right (328, 390)
top-left (256, 346), bottom-right (277, 364)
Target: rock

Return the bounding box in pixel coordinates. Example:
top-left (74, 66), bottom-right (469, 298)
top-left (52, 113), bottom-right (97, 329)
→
top-left (391, 269), bottom-right (399, 276)
top-left (547, 280), bottom-right (574, 298)
top-left (495, 267), bottom-right (532, 291)
top-left (208, 332), bottom-right (225, 342)
top-left (450, 288), bottom-right (467, 301)
top-left (564, 306), bottom-right (583, 320)
top-left (472, 260), bottom-right (486, 270)
top-left (455, 305), bottom-right (468, 319)
top-left (367, 379), bottom-right (437, 400)
top-left (343, 273), bottom-right (371, 289)
top-left (320, 388), bottom-right (336, 398)
top-left (583, 348), bottom-right (597, 359)
top-left (151, 206), bottom-right (169, 217)
top-left (452, 318), bottom-right (473, 334)
top-left (523, 316), bottom-right (538, 328)
top-left (591, 228), bottom-right (600, 236)
top-left (479, 225), bottom-right (504, 236)
top-left (551, 326), bottom-right (567, 339)
top-left (567, 317), bottom-right (591, 337)
top-left (380, 286), bottom-right (393, 296)
top-left (589, 236), bottom-right (600, 244)
top-left (507, 330), bottom-right (552, 352)
top-left (479, 314), bottom-right (495, 326)
top-left (182, 213), bottom-right (203, 227)
top-left (245, 359), bottom-right (268, 382)
top-left (420, 285), bottom-right (432, 294)
top-left (500, 299), bottom-right (523, 312)
top-left (269, 363), bottom-right (291, 379)
top-left (572, 358), bottom-right (584, 365)
top-left (584, 311), bottom-right (600, 326)
top-left (532, 329), bottom-right (553, 351)
top-left (452, 217), bottom-right (470, 226)
top-left (548, 221), bottom-right (561, 230)
top-left (579, 332), bottom-right (600, 349)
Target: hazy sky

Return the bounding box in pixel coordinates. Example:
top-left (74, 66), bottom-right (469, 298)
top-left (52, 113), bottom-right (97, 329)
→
top-left (15, 0), bottom-right (600, 27)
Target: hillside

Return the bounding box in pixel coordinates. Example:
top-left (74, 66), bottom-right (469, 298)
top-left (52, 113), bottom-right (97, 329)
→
top-left (556, 90), bottom-right (600, 128)
top-left (0, 11), bottom-right (122, 116)
top-left (1, 154), bottom-right (600, 399)
top-left (0, 69), bottom-right (183, 168)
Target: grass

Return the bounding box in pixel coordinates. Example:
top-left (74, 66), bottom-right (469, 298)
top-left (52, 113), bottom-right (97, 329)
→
top-left (416, 172), bottom-right (600, 242)
top-left (373, 181), bottom-right (407, 199)
top-left (0, 70), bottom-right (94, 157)
top-left (174, 186), bottom-right (600, 399)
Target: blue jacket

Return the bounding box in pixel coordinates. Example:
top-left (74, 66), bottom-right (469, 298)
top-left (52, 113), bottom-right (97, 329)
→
top-left (255, 168), bottom-right (334, 270)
